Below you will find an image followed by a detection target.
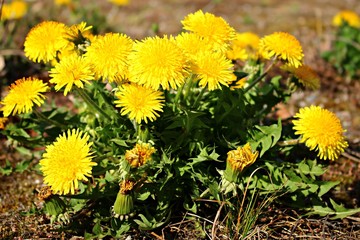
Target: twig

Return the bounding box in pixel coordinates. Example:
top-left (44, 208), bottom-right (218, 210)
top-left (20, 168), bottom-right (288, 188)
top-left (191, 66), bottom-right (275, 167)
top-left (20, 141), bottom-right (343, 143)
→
top-left (211, 201), bottom-right (225, 240)
top-left (150, 231), bottom-right (163, 240)
top-left (341, 151), bottom-right (360, 163)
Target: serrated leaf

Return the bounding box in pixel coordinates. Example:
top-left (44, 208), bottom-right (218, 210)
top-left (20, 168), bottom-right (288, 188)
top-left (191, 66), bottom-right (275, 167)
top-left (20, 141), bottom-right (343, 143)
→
top-left (249, 119), bottom-right (282, 157)
top-left (329, 199), bottom-right (360, 220)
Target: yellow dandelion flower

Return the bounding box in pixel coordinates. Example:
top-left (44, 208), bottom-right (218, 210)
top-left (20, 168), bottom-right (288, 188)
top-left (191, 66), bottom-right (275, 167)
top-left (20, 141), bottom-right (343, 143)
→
top-left (283, 64), bottom-right (320, 90)
top-left (332, 10), bottom-right (360, 28)
top-left (0, 117), bottom-right (8, 129)
top-left (175, 32), bottom-right (212, 59)
top-left (230, 77), bottom-right (247, 90)
top-left (181, 10), bottom-right (236, 52)
top-left (66, 22), bottom-right (93, 44)
top-left (224, 143), bottom-right (259, 182)
top-left (1, 77), bottom-right (48, 117)
top-left (114, 84), bottom-right (164, 124)
top-left (40, 129), bottom-right (97, 195)
top-left (293, 106), bottom-right (348, 160)
top-left (259, 32), bottom-right (304, 68)
top-left (192, 51), bottom-right (236, 90)
top-left (49, 53), bottom-right (94, 96)
top-left (227, 32), bottom-right (260, 61)
top-left (125, 142), bottom-right (156, 167)
top-left (54, 0), bottom-right (71, 6)
top-left (108, 0), bottom-right (129, 6)
top-left (24, 21), bottom-right (69, 63)
top-left (1, 0), bottom-right (27, 20)
top-left (128, 36), bottom-right (189, 90)
top-left (84, 33), bottom-right (133, 82)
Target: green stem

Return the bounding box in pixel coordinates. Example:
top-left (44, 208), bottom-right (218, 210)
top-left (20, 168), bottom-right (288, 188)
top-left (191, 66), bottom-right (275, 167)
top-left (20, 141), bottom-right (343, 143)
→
top-left (76, 88), bottom-right (112, 122)
top-left (243, 60), bottom-right (275, 93)
top-left (193, 87), bottom-right (206, 109)
top-left (33, 108), bottom-right (66, 128)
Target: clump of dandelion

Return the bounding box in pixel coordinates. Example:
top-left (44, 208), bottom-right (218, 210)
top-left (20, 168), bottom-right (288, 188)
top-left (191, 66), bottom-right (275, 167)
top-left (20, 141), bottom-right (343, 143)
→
top-left (49, 53), bottom-right (94, 96)
top-left (332, 10), bottom-right (360, 28)
top-left (84, 33), bottom-right (133, 82)
top-left (1, 77), bottom-right (48, 117)
top-left (114, 84), bottom-right (165, 124)
top-left (24, 21), bottom-right (69, 63)
top-left (40, 129), bottom-right (97, 195)
top-left (293, 106), bottom-right (348, 160)
top-left (227, 32), bottom-right (260, 61)
top-left (224, 143), bottom-right (259, 182)
top-left (181, 10), bottom-right (236, 52)
top-left (128, 35), bottom-right (189, 90)
top-left (125, 142), bottom-right (156, 167)
top-left (192, 51), bottom-right (236, 90)
top-left (259, 32), bottom-right (304, 68)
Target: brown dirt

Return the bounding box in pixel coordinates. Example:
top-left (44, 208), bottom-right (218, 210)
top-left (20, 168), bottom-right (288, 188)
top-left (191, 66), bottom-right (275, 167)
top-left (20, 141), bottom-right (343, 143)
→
top-left (1, 0), bottom-right (360, 239)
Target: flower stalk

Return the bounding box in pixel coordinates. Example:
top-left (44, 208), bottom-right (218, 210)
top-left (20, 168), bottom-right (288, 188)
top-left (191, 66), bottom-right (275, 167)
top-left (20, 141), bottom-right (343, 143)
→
top-left (243, 60), bottom-right (275, 93)
top-left (33, 108), bottom-right (66, 128)
top-left (76, 87), bottom-right (112, 122)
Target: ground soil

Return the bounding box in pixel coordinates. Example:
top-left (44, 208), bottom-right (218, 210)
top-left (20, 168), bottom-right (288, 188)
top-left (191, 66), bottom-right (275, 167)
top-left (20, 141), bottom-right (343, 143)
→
top-left (1, 0), bottom-right (360, 239)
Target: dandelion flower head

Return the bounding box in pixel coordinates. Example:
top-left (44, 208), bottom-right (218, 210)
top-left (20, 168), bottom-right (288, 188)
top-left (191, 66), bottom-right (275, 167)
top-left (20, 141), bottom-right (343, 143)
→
top-left (114, 84), bottom-right (164, 124)
top-left (66, 22), bottom-right (94, 45)
top-left (1, 77), bottom-right (48, 117)
top-left (125, 142), bottom-right (156, 167)
top-left (227, 143), bottom-right (259, 172)
top-left (108, 0), bottom-right (130, 6)
top-left (293, 106), bottom-right (348, 160)
top-left (84, 33), bottom-right (133, 82)
top-left (128, 36), bottom-right (189, 90)
top-left (54, 0), bottom-right (71, 6)
top-left (49, 53), bottom-right (94, 96)
top-left (1, 0), bottom-right (27, 20)
top-left (227, 32), bottom-right (260, 61)
top-left (230, 77), bottom-right (247, 90)
top-left (40, 129), bottom-right (96, 195)
top-left (192, 51), bottom-right (236, 90)
top-left (259, 32), bottom-right (304, 68)
top-left (332, 10), bottom-right (360, 28)
top-left (181, 10), bottom-right (236, 52)
top-left (0, 117), bottom-right (8, 129)
top-left (283, 64), bottom-right (320, 90)
top-left (24, 21), bottom-right (69, 63)
top-left (175, 32), bottom-right (212, 59)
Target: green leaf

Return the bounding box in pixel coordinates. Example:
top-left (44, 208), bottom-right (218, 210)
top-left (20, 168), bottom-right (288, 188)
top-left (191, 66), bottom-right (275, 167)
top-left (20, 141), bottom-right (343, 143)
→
top-left (310, 199), bottom-right (360, 220)
top-left (110, 139), bottom-right (128, 147)
top-left (249, 119), bottom-right (282, 157)
top-left (329, 199), bottom-right (360, 220)
top-left (318, 181), bottom-right (339, 197)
